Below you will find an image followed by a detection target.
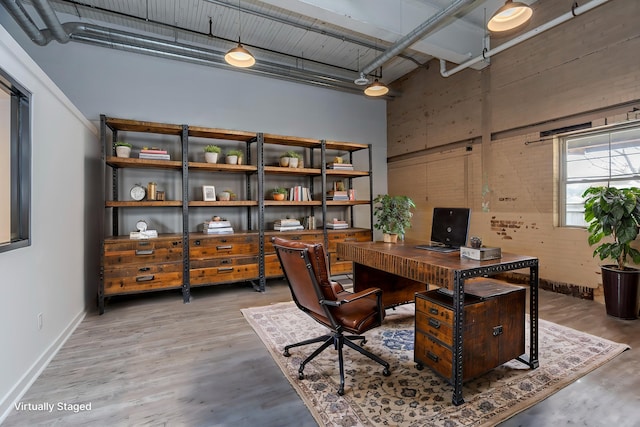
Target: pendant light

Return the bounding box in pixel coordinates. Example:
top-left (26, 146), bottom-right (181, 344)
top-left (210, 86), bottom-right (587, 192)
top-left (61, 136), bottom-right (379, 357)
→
top-left (487, 0), bottom-right (533, 33)
top-left (364, 67), bottom-right (389, 97)
top-left (225, 1), bottom-right (255, 68)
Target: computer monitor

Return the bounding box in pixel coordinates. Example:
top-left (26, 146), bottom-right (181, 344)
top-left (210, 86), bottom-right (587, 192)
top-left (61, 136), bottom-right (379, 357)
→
top-left (430, 207), bottom-right (471, 248)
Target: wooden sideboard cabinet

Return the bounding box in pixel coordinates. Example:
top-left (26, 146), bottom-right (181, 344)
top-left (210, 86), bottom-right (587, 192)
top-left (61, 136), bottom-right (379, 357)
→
top-left (101, 234), bottom-right (183, 297)
top-left (414, 280), bottom-right (525, 383)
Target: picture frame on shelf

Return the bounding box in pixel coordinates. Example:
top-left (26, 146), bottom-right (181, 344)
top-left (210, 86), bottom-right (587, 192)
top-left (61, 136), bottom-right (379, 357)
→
top-left (202, 185), bottom-right (216, 201)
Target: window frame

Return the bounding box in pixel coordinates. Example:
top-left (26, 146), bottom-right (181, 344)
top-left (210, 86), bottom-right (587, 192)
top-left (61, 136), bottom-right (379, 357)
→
top-left (558, 120), bottom-right (640, 228)
top-left (0, 67), bottom-right (31, 253)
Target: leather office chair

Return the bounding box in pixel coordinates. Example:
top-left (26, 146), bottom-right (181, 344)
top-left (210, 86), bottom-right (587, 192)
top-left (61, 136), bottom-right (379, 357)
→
top-left (272, 236), bottom-right (390, 395)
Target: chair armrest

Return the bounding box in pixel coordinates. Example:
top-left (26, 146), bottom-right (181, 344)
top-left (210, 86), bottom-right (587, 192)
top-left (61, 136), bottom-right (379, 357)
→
top-left (338, 287), bottom-right (382, 304)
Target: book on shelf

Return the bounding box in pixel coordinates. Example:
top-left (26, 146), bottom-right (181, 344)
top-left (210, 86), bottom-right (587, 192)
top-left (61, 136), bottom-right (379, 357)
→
top-left (288, 185), bottom-right (312, 201)
top-left (274, 225), bottom-right (304, 231)
top-left (203, 220), bottom-right (232, 229)
top-left (140, 148), bottom-right (168, 154)
top-left (325, 218), bottom-right (349, 229)
top-left (139, 153), bottom-right (171, 160)
top-left (202, 227), bottom-right (234, 234)
top-left (327, 162), bottom-right (354, 170)
top-left (129, 230), bottom-right (158, 239)
top-left (302, 215), bottom-right (316, 230)
top-left (274, 218), bottom-right (301, 227)
top-left (327, 190), bottom-right (349, 200)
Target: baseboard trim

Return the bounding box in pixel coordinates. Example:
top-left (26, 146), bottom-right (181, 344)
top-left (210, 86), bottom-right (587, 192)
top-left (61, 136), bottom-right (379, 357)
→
top-left (0, 310), bottom-right (87, 424)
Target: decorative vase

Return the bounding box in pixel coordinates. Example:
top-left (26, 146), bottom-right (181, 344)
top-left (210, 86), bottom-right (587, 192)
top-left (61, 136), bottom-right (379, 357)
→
top-left (383, 233), bottom-right (398, 243)
top-left (288, 158), bottom-right (299, 168)
top-left (115, 146), bottom-right (131, 158)
top-left (273, 193), bottom-right (285, 201)
top-left (226, 155), bottom-right (238, 165)
top-left (218, 191), bottom-right (231, 201)
top-left (280, 157), bottom-right (290, 167)
top-left (204, 152), bottom-right (218, 163)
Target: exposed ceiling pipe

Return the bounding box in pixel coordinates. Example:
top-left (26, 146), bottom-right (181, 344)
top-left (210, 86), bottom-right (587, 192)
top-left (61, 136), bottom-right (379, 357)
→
top-left (31, 0), bottom-right (69, 43)
top-left (0, 0), bottom-right (50, 45)
top-left (360, 0), bottom-right (475, 77)
top-left (440, 0), bottom-right (611, 77)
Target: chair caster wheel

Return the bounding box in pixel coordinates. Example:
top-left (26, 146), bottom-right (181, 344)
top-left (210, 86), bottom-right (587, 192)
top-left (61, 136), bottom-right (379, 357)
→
top-left (361, 339), bottom-right (367, 345)
top-left (416, 363), bottom-right (424, 370)
top-left (337, 388), bottom-right (344, 396)
top-left (283, 350), bottom-right (290, 357)
top-left (382, 368), bottom-right (391, 376)
top-left (298, 372), bottom-right (304, 380)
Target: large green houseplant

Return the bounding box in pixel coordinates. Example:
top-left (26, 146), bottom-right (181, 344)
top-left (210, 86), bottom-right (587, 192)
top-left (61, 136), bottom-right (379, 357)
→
top-left (373, 194), bottom-right (416, 243)
top-left (583, 186), bottom-right (640, 319)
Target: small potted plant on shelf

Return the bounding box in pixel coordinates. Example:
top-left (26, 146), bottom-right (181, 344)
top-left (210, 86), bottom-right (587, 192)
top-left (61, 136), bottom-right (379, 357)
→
top-left (225, 149), bottom-right (244, 165)
top-left (583, 186), bottom-right (640, 319)
top-left (272, 187), bottom-right (287, 201)
top-left (204, 144), bottom-right (221, 163)
top-left (373, 194), bottom-right (416, 243)
top-left (280, 150), bottom-right (302, 168)
top-left (114, 141), bottom-right (132, 158)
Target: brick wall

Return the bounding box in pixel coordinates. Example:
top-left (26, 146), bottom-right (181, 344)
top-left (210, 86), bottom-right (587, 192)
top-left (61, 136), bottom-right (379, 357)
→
top-left (386, 0), bottom-right (640, 302)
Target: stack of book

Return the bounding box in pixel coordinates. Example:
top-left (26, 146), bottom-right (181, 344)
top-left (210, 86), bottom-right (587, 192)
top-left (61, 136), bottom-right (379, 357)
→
top-left (202, 219), bottom-right (234, 234)
top-left (327, 162), bottom-right (354, 170)
top-left (325, 218), bottom-right (348, 229)
top-left (327, 190), bottom-right (349, 200)
top-left (139, 148), bottom-right (170, 160)
top-left (288, 186), bottom-right (312, 201)
top-left (302, 216), bottom-right (316, 230)
top-left (274, 218), bottom-right (304, 231)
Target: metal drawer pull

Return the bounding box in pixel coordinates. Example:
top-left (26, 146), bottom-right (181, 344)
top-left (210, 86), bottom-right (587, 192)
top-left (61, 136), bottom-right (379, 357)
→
top-left (493, 325), bottom-right (503, 336)
top-left (429, 307), bottom-right (439, 315)
top-left (428, 318), bottom-right (441, 329)
top-left (427, 351), bottom-right (439, 362)
top-left (136, 275), bottom-right (155, 282)
top-left (290, 236), bottom-right (301, 240)
top-left (216, 245), bottom-right (233, 250)
top-left (344, 237), bottom-right (357, 241)
top-left (194, 240), bottom-right (201, 246)
top-left (218, 267), bottom-right (234, 273)
top-left (138, 267), bottom-right (151, 272)
top-left (135, 249), bottom-right (154, 255)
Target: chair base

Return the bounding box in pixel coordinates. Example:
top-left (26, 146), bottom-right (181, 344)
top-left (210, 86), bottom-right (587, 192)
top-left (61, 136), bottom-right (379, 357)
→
top-left (283, 331), bottom-right (391, 395)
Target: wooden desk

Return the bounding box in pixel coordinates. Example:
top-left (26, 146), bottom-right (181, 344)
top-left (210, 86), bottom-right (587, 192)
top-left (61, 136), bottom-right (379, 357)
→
top-left (337, 240), bottom-right (539, 406)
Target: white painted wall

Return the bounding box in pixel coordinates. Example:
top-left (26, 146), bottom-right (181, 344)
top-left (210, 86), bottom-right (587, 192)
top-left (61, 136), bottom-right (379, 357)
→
top-left (0, 5), bottom-right (388, 420)
top-left (0, 90), bottom-right (9, 243)
top-left (0, 25), bottom-right (100, 421)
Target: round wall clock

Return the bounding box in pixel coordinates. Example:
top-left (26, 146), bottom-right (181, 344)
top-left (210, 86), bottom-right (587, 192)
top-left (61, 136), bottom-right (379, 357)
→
top-left (136, 220), bottom-right (148, 232)
top-left (130, 184), bottom-right (146, 201)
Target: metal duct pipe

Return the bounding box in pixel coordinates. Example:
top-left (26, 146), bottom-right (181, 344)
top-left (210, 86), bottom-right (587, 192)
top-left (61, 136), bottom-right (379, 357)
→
top-left (63, 23), bottom-right (365, 95)
top-left (0, 0), bottom-right (49, 45)
top-left (361, 0), bottom-right (475, 76)
top-left (31, 0), bottom-right (69, 43)
top-left (440, 0), bottom-right (611, 77)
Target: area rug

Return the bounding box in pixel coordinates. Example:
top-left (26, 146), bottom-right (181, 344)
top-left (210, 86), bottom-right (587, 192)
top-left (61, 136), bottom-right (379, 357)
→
top-left (241, 301), bottom-right (629, 427)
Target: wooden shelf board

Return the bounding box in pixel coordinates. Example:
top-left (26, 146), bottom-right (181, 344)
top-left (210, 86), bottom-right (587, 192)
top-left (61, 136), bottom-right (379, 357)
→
top-left (264, 200), bottom-right (322, 206)
top-left (188, 126), bottom-right (257, 141)
top-left (105, 117), bottom-right (184, 135)
top-left (106, 157), bottom-right (182, 170)
top-left (326, 200), bottom-right (371, 206)
top-left (188, 162), bottom-right (257, 172)
top-left (189, 200), bottom-right (258, 207)
top-left (106, 200), bottom-right (183, 207)
top-left (325, 140), bottom-right (369, 151)
top-left (264, 165), bottom-right (321, 175)
top-left (325, 169), bottom-right (369, 177)
top-left (262, 133), bottom-right (321, 148)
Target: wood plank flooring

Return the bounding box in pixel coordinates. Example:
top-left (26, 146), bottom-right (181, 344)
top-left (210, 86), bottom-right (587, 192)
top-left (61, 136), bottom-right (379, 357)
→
top-left (3, 279), bottom-right (640, 426)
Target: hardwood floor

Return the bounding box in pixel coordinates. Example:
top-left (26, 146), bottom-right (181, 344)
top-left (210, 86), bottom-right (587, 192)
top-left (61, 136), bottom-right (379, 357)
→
top-left (3, 278), bottom-right (640, 426)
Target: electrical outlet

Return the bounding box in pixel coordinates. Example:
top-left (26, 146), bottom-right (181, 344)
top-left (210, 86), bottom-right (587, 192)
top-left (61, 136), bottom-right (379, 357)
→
top-left (37, 313), bottom-right (43, 330)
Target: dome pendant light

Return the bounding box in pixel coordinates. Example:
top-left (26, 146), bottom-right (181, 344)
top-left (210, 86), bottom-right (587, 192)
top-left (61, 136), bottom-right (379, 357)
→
top-left (225, 1), bottom-right (255, 68)
top-left (487, 0), bottom-right (533, 33)
top-left (364, 79), bottom-right (389, 97)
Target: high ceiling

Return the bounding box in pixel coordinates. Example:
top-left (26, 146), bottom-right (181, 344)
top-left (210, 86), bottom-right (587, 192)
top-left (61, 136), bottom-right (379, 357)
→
top-left (3, 0), bottom-right (538, 96)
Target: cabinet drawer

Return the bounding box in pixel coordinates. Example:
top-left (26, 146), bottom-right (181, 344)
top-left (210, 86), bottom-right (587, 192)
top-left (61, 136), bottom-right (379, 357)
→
top-left (326, 230), bottom-right (372, 251)
top-left (104, 237), bottom-right (182, 253)
top-left (415, 332), bottom-right (453, 380)
top-left (329, 254), bottom-right (353, 275)
top-left (103, 262), bottom-right (183, 295)
top-left (103, 245), bottom-right (183, 267)
top-left (190, 235), bottom-right (258, 258)
top-left (264, 254), bottom-right (284, 277)
top-left (415, 296), bottom-right (454, 325)
top-left (190, 261), bottom-right (259, 285)
top-left (415, 311), bottom-right (454, 345)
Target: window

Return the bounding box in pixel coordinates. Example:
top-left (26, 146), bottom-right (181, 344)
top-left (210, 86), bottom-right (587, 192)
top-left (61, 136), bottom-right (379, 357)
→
top-left (559, 121), bottom-right (640, 227)
top-left (0, 67), bottom-right (31, 253)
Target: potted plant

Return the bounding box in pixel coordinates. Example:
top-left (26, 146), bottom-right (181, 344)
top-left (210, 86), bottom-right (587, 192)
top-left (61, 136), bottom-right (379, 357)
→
top-left (272, 187), bottom-right (287, 201)
top-left (225, 149), bottom-right (244, 165)
top-left (373, 194), bottom-right (416, 243)
top-left (204, 144), bottom-right (221, 163)
top-left (114, 141), bottom-right (132, 158)
top-left (583, 186), bottom-right (640, 319)
top-left (280, 151), bottom-right (302, 168)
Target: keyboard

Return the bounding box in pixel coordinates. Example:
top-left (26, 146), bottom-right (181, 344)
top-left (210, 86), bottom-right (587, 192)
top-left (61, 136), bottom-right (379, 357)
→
top-left (414, 245), bottom-right (459, 253)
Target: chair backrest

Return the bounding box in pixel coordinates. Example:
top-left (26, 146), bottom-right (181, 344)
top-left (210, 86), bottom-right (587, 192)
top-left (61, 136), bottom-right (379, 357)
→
top-left (272, 237), bottom-right (338, 320)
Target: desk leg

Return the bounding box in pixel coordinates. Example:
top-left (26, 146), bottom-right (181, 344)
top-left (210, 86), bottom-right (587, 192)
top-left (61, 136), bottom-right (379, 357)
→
top-left (452, 272), bottom-right (465, 406)
top-left (516, 263), bottom-right (540, 369)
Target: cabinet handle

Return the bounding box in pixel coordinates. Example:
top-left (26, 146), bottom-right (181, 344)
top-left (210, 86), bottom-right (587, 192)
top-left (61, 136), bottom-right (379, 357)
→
top-left (216, 245), bottom-right (233, 250)
top-left (427, 351), bottom-right (439, 362)
top-left (135, 249), bottom-right (154, 256)
top-left (429, 307), bottom-right (439, 315)
top-left (344, 237), bottom-right (357, 242)
top-left (221, 259), bottom-right (230, 264)
top-left (290, 236), bottom-right (301, 240)
top-left (138, 267), bottom-right (151, 272)
top-left (428, 318), bottom-right (441, 329)
top-left (194, 240), bottom-right (201, 246)
top-left (218, 267), bottom-right (234, 273)
top-left (136, 275), bottom-right (155, 282)
top-left (493, 325), bottom-right (503, 336)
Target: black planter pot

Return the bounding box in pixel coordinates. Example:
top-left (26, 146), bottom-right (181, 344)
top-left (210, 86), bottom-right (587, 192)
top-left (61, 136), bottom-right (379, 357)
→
top-left (601, 265), bottom-right (640, 319)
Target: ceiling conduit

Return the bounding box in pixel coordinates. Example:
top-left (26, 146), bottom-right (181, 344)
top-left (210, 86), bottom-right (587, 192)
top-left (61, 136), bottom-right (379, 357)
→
top-left (360, 0), bottom-right (475, 78)
top-left (1, 0), bottom-right (50, 45)
top-left (31, 0), bottom-right (69, 43)
top-left (439, 0), bottom-right (611, 77)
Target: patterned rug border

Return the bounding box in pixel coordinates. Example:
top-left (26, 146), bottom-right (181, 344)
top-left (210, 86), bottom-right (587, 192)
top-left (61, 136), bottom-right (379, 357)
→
top-left (242, 301), bottom-right (629, 427)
